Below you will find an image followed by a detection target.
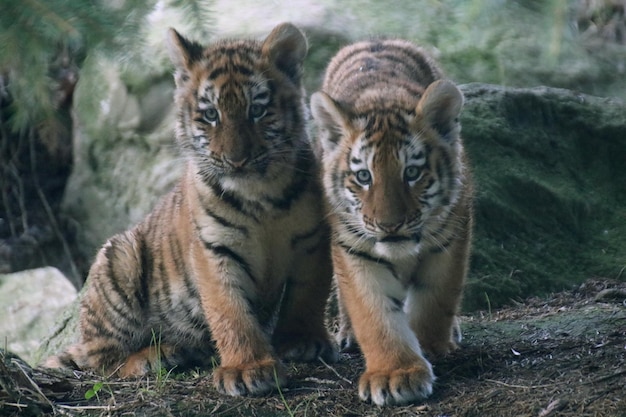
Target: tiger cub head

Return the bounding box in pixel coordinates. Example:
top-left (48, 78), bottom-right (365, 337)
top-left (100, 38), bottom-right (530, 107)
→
top-left (311, 80), bottom-right (465, 259)
top-left (167, 23), bottom-right (308, 186)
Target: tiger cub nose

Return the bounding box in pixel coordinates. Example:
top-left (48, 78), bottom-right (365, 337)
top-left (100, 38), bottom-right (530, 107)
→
top-left (377, 221), bottom-right (403, 234)
top-left (224, 156), bottom-right (249, 168)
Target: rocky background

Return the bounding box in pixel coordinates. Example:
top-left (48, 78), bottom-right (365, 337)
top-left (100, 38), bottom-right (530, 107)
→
top-left (1, 0), bottom-right (625, 365)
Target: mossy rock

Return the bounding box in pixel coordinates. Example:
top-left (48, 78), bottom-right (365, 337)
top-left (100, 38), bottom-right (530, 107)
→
top-left (461, 83), bottom-right (626, 310)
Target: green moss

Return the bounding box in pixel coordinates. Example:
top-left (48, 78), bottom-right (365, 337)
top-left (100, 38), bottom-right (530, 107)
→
top-left (462, 84), bottom-right (626, 310)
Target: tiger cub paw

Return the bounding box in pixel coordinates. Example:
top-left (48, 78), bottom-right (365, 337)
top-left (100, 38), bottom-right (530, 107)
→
top-left (358, 363), bottom-right (435, 406)
top-left (420, 337), bottom-right (459, 358)
top-left (213, 358), bottom-right (287, 396)
top-left (275, 333), bottom-right (338, 363)
top-left (117, 344), bottom-right (180, 378)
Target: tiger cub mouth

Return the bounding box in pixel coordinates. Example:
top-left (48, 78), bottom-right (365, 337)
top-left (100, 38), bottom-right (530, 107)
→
top-left (377, 233), bottom-right (421, 244)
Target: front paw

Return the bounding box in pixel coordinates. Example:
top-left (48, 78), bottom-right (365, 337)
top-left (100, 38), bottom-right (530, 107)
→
top-left (275, 334), bottom-right (338, 363)
top-left (358, 362), bottom-right (435, 406)
top-left (420, 337), bottom-right (459, 358)
top-left (213, 358), bottom-right (286, 396)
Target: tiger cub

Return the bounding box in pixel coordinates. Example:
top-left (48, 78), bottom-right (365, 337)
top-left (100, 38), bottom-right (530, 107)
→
top-left (45, 23), bottom-right (338, 396)
top-left (310, 40), bottom-right (473, 405)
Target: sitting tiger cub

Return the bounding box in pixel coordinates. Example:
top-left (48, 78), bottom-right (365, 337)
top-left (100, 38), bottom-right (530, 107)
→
top-left (310, 40), bottom-right (473, 405)
top-left (45, 23), bottom-right (337, 396)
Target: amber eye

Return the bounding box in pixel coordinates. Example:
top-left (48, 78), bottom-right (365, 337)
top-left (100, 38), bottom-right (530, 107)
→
top-left (355, 169), bottom-right (372, 186)
top-left (404, 166), bottom-right (421, 182)
top-left (204, 107), bottom-right (219, 123)
top-left (249, 103), bottom-right (266, 120)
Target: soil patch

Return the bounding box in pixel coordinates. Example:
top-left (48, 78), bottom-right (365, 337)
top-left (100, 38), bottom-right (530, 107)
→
top-left (1, 278), bottom-right (625, 416)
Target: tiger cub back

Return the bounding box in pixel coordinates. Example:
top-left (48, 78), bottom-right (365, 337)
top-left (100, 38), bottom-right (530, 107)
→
top-left (311, 40), bottom-right (473, 405)
top-left (45, 23), bottom-right (337, 397)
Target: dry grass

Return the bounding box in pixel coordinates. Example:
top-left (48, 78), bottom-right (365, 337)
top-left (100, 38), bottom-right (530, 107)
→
top-left (1, 278), bottom-right (625, 416)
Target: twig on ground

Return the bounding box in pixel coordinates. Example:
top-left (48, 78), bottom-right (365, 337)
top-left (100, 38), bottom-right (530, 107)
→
top-left (318, 356), bottom-right (353, 385)
top-left (13, 359), bottom-right (55, 410)
top-left (485, 379), bottom-right (560, 390)
top-left (537, 398), bottom-right (567, 417)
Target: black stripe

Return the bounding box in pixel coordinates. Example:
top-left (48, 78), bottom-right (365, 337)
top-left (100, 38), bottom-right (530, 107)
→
top-left (204, 205), bottom-right (249, 236)
top-left (344, 223), bottom-right (369, 240)
top-left (389, 296), bottom-right (404, 312)
top-left (263, 171), bottom-right (307, 210)
top-left (104, 242), bottom-right (136, 310)
top-left (169, 233), bottom-right (199, 298)
top-left (83, 310), bottom-right (136, 343)
top-left (337, 242), bottom-right (398, 279)
top-left (161, 235), bottom-right (207, 336)
top-left (170, 231), bottom-right (206, 332)
top-left (203, 241), bottom-right (257, 284)
top-left (136, 236), bottom-right (151, 310)
top-left (85, 344), bottom-right (123, 361)
top-left (208, 64), bottom-right (253, 80)
top-left (262, 150), bottom-right (312, 210)
top-left (437, 151), bottom-right (453, 193)
top-left (91, 274), bottom-right (140, 329)
top-left (209, 181), bottom-right (261, 221)
top-left (156, 241), bottom-right (172, 309)
top-left (326, 45), bottom-right (371, 84)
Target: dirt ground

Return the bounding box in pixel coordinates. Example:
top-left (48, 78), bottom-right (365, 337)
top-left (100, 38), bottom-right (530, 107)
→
top-left (1, 278), bottom-right (625, 417)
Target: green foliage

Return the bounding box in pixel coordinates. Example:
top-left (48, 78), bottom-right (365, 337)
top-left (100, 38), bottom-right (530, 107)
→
top-left (150, 326), bottom-right (173, 388)
top-left (0, 0), bottom-right (214, 133)
top-left (84, 380), bottom-right (104, 401)
top-left (274, 367), bottom-right (295, 417)
top-left (318, 0), bottom-right (626, 99)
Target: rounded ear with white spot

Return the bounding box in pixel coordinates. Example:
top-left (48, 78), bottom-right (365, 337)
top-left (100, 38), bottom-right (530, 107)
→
top-left (416, 80), bottom-right (464, 143)
top-left (262, 23), bottom-right (308, 85)
top-left (310, 92), bottom-right (351, 153)
top-left (167, 28), bottom-right (204, 86)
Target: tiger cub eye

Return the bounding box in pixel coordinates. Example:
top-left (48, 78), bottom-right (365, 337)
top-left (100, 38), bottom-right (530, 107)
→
top-left (249, 103), bottom-right (266, 120)
top-left (204, 107), bottom-right (219, 123)
top-left (404, 166), bottom-right (421, 182)
top-left (355, 169), bottom-right (372, 185)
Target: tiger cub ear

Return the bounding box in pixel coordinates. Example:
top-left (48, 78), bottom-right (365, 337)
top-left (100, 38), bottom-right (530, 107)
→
top-left (167, 28), bottom-right (204, 84)
top-left (310, 92), bottom-right (351, 153)
top-left (262, 23), bottom-right (308, 84)
top-left (416, 80), bottom-right (464, 143)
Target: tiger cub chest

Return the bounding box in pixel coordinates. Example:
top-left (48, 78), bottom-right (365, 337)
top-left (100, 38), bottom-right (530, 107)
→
top-left (192, 177), bottom-right (324, 294)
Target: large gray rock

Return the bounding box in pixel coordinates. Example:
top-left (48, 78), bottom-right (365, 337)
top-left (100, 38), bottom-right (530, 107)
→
top-left (0, 268), bottom-right (77, 365)
top-left (460, 84), bottom-right (626, 309)
top-left (61, 59), bottom-right (182, 275)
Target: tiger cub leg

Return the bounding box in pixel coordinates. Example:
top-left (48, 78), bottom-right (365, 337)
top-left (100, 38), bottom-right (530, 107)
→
top-left (335, 284), bottom-right (359, 352)
top-left (272, 240), bottom-right (338, 363)
top-left (334, 247), bottom-right (434, 406)
top-left (46, 232), bottom-right (174, 377)
top-left (407, 240), bottom-right (469, 357)
top-left (193, 248), bottom-right (286, 396)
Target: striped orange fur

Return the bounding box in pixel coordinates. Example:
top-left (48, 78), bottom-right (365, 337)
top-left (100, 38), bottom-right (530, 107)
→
top-left (45, 23), bottom-right (337, 396)
top-left (311, 39), bottom-right (473, 405)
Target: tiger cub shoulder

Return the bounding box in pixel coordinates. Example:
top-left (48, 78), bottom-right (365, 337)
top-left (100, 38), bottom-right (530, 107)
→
top-left (45, 23), bottom-right (337, 397)
top-left (311, 39), bottom-right (473, 405)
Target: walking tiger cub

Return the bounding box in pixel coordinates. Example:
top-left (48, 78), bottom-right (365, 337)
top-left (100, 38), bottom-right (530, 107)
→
top-left (45, 23), bottom-right (338, 396)
top-left (310, 40), bottom-right (473, 405)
